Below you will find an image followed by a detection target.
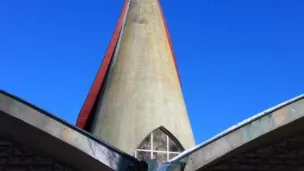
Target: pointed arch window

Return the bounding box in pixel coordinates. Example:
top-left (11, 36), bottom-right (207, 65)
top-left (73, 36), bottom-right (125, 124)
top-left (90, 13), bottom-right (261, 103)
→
top-left (134, 127), bottom-right (184, 163)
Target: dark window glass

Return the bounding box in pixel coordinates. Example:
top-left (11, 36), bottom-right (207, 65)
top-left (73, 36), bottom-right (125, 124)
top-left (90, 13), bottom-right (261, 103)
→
top-left (136, 151), bottom-right (151, 161)
top-left (153, 129), bottom-right (167, 151)
top-left (169, 153), bottom-right (179, 160)
top-left (169, 138), bottom-right (182, 152)
top-left (153, 152), bottom-right (167, 164)
top-left (139, 134), bottom-right (151, 150)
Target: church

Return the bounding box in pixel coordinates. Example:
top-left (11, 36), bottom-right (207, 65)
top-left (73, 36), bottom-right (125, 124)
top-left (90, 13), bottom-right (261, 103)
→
top-left (1, 0), bottom-right (304, 170)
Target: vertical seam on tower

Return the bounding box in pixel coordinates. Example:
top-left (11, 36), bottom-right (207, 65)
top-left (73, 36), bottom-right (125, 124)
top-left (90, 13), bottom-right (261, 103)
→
top-left (102, 0), bottom-right (130, 100)
top-left (76, 0), bottom-right (131, 129)
top-left (109, 0), bottom-right (131, 70)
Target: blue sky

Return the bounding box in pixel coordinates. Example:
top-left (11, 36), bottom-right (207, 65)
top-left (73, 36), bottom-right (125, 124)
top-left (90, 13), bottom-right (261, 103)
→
top-left (0, 0), bottom-right (304, 144)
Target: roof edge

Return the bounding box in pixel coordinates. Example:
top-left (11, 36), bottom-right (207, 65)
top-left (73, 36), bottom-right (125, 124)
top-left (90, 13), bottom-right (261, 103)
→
top-left (170, 93), bottom-right (304, 162)
top-left (0, 89), bottom-right (138, 164)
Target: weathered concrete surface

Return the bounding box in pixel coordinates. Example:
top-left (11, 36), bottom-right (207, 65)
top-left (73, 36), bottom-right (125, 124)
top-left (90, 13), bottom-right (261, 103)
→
top-left (0, 90), bottom-right (139, 171)
top-left (76, 0), bottom-right (130, 129)
top-left (90, 0), bottom-right (195, 155)
top-left (175, 95), bottom-right (304, 171)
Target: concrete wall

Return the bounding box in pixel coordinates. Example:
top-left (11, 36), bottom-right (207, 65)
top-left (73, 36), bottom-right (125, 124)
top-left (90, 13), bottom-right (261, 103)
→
top-left (90, 0), bottom-right (195, 155)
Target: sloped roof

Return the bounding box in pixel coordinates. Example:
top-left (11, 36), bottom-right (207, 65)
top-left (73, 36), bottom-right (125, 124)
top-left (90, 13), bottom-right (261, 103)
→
top-left (0, 90), bottom-right (139, 171)
top-left (169, 94), bottom-right (304, 171)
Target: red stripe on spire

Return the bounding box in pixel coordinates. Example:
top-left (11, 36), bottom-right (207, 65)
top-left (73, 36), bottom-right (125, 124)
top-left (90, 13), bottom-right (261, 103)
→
top-left (156, 0), bottom-right (181, 84)
top-left (76, 0), bottom-right (129, 129)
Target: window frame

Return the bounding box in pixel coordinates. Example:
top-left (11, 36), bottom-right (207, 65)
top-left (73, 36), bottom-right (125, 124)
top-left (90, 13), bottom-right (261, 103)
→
top-left (134, 128), bottom-right (184, 162)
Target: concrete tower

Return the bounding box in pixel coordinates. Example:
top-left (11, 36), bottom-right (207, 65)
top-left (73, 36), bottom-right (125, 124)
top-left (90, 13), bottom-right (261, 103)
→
top-left (76, 0), bottom-right (195, 163)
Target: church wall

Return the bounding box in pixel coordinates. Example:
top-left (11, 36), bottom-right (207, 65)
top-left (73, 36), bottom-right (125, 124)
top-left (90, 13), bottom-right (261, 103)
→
top-left (0, 137), bottom-right (75, 171)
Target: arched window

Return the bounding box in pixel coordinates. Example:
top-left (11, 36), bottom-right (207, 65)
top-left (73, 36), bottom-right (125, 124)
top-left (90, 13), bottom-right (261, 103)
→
top-left (134, 127), bottom-right (184, 163)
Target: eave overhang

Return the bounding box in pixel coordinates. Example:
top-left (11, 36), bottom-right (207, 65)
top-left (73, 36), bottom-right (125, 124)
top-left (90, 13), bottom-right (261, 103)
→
top-left (0, 90), bottom-right (140, 171)
top-left (169, 94), bottom-right (304, 171)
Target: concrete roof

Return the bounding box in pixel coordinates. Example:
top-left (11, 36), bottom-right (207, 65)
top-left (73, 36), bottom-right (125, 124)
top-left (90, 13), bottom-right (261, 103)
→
top-left (170, 94), bottom-right (304, 171)
top-left (0, 90), bottom-right (140, 171)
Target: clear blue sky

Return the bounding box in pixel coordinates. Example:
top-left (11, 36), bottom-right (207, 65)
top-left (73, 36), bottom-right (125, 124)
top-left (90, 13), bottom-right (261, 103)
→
top-left (1, 0), bottom-right (304, 144)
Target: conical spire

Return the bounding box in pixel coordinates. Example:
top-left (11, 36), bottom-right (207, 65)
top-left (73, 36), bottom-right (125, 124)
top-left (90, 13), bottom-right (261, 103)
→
top-left (76, 0), bottom-right (195, 161)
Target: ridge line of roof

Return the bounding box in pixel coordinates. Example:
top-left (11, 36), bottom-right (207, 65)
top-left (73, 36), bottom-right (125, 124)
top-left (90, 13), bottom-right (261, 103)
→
top-left (170, 93), bottom-right (304, 162)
